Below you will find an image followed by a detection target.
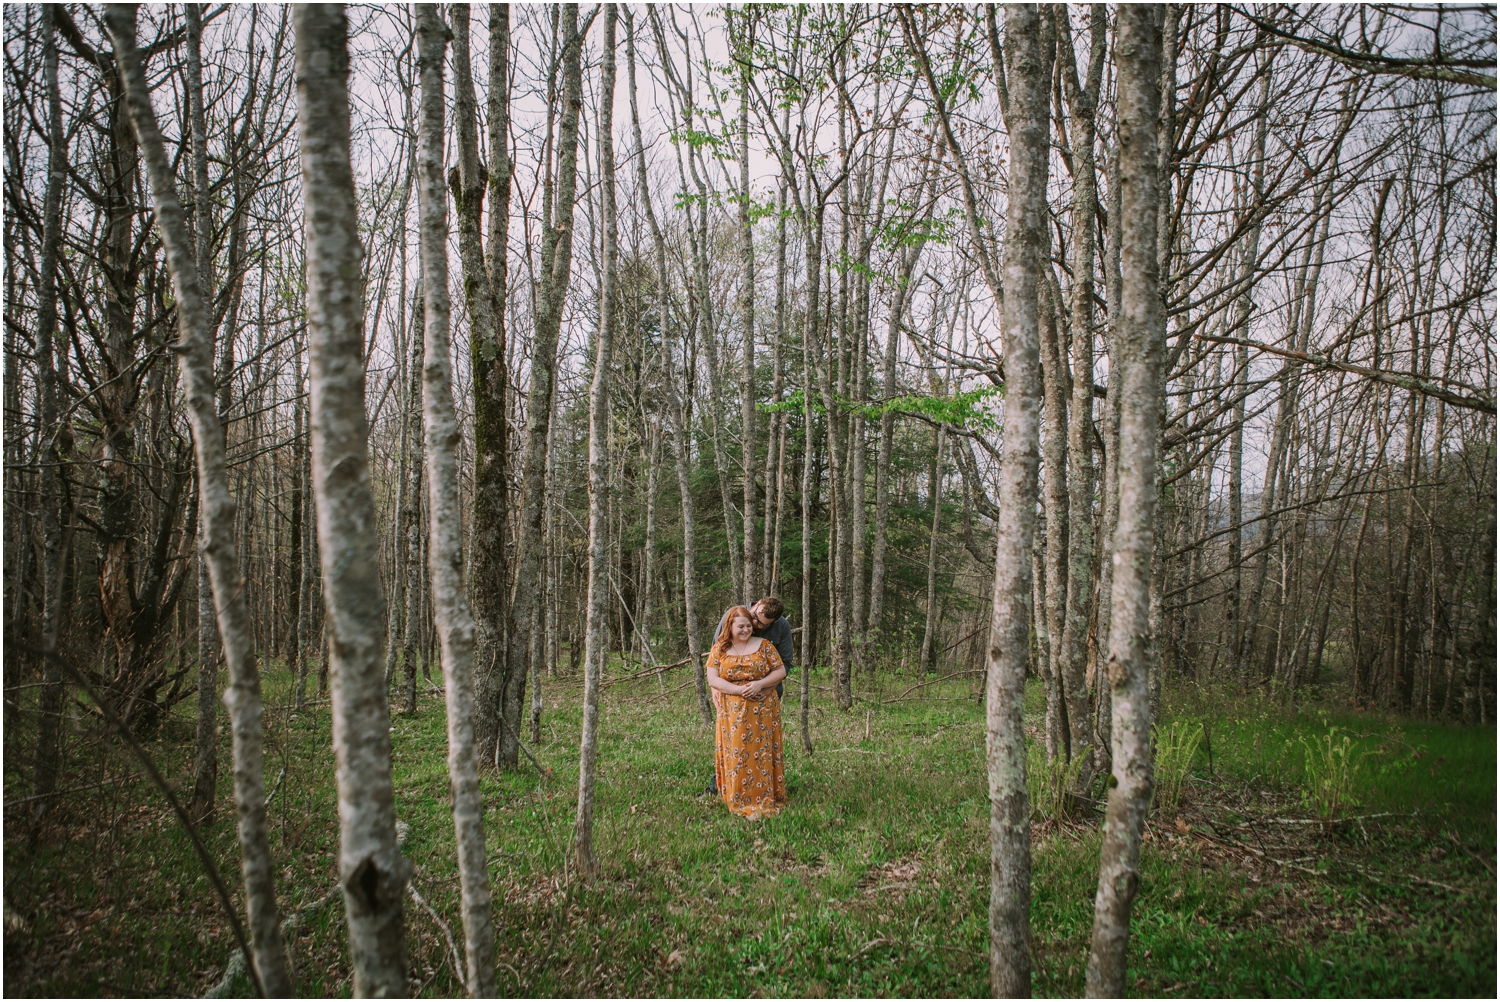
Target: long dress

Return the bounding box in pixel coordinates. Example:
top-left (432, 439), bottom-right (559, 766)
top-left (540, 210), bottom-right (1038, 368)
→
top-left (709, 639), bottom-right (787, 819)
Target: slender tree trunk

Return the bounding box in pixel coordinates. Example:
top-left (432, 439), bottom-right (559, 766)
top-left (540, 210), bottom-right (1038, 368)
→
top-left (294, 384), bottom-right (313, 711)
top-left (290, 344), bottom-right (308, 688)
top-left (502, 4), bottom-right (582, 770)
top-left (184, 2), bottom-right (220, 823)
top-left (294, 7), bottom-right (409, 992)
top-left (401, 302), bottom-right (425, 715)
top-left (1230, 62), bottom-right (1273, 678)
top-left (985, 8), bottom-right (1051, 994)
top-left (626, 11), bottom-right (712, 725)
top-left (1038, 280), bottom-right (1071, 758)
top-left (1035, 511), bottom-right (1060, 756)
top-left (1058, 3), bottom-right (1106, 775)
top-left (463, 0), bottom-right (511, 765)
top-left (641, 424), bottom-right (659, 665)
top-left (575, 6), bottom-right (618, 877)
top-left (1087, 8), bottom-right (1165, 994)
top-left (31, 5), bottom-right (68, 811)
top-left (868, 238), bottom-right (924, 644)
top-left (737, 9), bottom-right (759, 598)
top-left (384, 332), bottom-right (410, 694)
top-left (414, 9), bottom-right (497, 993)
top-left (1093, 139), bottom-right (1124, 782)
top-left (920, 428), bottom-right (946, 675)
top-left (800, 379), bottom-right (816, 754)
top-left (104, 6), bottom-right (293, 994)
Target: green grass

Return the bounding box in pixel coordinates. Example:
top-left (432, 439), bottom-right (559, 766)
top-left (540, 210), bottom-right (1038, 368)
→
top-left (4, 664), bottom-right (1494, 997)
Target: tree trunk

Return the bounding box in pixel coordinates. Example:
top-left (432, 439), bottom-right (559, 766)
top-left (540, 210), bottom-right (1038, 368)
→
top-left (294, 7), bottom-right (409, 992)
top-left (462, 0), bottom-right (511, 767)
top-left (1058, 3), bottom-right (1106, 774)
top-left (414, 9), bottom-right (497, 993)
top-left (403, 301), bottom-right (426, 717)
top-left (104, 6), bottom-right (293, 994)
top-left (1038, 280), bottom-right (1071, 757)
top-left (31, 4), bottom-right (68, 811)
top-left (1229, 62), bottom-right (1273, 679)
top-left (986, 7), bottom-right (1051, 994)
top-left (294, 384), bottom-right (313, 711)
top-left (500, 3), bottom-right (583, 770)
top-left (1087, 8), bottom-right (1165, 994)
top-left (1093, 138), bottom-right (1124, 783)
top-left (184, 2), bottom-right (219, 822)
top-left (868, 232), bottom-right (925, 644)
top-left (920, 428), bottom-right (946, 675)
top-left (736, 9), bottom-right (760, 599)
top-left (641, 423), bottom-right (659, 665)
top-left (575, 6), bottom-right (618, 877)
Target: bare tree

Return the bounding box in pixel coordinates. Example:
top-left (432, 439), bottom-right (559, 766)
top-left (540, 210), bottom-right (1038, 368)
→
top-left (295, 5), bottom-right (408, 993)
top-left (500, 2), bottom-right (583, 770)
top-left (29, 3), bottom-right (67, 812)
top-left (102, 5), bottom-right (292, 994)
top-left (1087, 6), bottom-right (1166, 995)
top-left (575, 4), bottom-right (619, 878)
top-left (414, 6), bottom-right (496, 993)
top-left (986, 5), bottom-right (1052, 995)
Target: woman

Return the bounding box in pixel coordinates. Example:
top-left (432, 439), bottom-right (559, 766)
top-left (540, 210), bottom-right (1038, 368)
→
top-left (705, 605), bottom-right (787, 819)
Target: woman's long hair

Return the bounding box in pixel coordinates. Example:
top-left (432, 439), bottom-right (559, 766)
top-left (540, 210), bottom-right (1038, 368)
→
top-left (712, 606), bottom-right (756, 658)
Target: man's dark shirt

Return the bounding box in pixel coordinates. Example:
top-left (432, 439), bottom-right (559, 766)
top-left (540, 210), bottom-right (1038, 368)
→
top-left (712, 608), bottom-right (794, 696)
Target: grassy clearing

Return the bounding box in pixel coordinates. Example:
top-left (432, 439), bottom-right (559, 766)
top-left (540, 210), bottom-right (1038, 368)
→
top-left (4, 662), bottom-right (1494, 997)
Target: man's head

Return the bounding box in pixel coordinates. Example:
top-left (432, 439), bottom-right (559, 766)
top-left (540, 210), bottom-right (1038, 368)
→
top-left (750, 595), bottom-right (784, 630)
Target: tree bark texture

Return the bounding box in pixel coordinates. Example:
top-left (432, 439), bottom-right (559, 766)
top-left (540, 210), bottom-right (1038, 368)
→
top-left (500, 3), bottom-right (582, 770)
top-left (985, 7), bottom-right (1051, 995)
top-left (31, 4), bottom-right (68, 812)
top-left (186, 2), bottom-right (220, 821)
top-left (1087, 7), bottom-right (1165, 995)
top-left (574, 4), bottom-right (618, 877)
top-left (294, 6), bottom-right (410, 994)
top-left (415, 8), bottom-right (497, 994)
top-left (103, 6), bottom-right (293, 994)
top-left (1038, 280), bottom-right (1071, 757)
top-left (463, 0), bottom-right (511, 765)
top-left (1058, 3), bottom-right (1106, 775)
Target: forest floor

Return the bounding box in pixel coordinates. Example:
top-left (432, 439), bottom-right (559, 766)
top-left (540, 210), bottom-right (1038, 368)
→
top-left (4, 662), bottom-right (1494, 998)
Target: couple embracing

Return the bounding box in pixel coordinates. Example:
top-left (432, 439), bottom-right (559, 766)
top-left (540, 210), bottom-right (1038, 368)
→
top-left (704, 596), bottom-right (792, 821)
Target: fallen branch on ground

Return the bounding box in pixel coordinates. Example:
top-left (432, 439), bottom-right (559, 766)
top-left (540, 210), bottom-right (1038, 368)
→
top-left (1262, 811), bottom-right (1408, 826)
top-left (499, 712), bottom-right (553, 777)
top-left (4, 774), bottom-right (137, 809)
top-left (409, 882), bottom-right (466, 995)
top-left (204, 885), bottom-right (341, 999)
top-left (884, 669), bottom-right (987, 703)
top-left (600, 657), bottom-right (692, 689)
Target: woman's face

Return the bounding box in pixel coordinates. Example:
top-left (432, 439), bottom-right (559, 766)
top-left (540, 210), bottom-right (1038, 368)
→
top-left (731, 614), bottom-right (754, 644)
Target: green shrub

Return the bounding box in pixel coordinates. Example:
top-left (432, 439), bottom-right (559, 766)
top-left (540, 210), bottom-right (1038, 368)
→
top-left (1027, 740), bottom-right (1087, 822)
top-left (1299, 727), bottom-right (1363, 823)
top-left (1153, 719), bottom-right (1203, 821)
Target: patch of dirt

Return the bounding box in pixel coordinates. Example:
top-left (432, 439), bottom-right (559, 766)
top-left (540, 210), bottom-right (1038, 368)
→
top-left (858, 856), bottom-right (923, 896)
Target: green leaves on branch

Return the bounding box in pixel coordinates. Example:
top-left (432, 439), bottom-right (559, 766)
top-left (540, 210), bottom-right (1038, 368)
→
top-left (872, 386), bottom-right (1002, 431)
top-left (760, 385), bottom-right (1002, 433)
top-left (874, 207), bottom-right (960, 252)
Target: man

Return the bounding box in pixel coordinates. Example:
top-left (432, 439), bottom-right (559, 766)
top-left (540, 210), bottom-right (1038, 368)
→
top-left (713, 596), bottom-right (793, 697)
top-left (706, 595), bottom-right (793, 795)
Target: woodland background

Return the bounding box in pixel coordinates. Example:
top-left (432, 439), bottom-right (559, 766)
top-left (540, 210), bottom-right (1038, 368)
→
top-left (2, 2), bottom-right (1495, 998)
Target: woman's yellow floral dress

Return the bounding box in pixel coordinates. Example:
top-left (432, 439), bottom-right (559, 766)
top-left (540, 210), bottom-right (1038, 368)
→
top-left (710, 639), bottom-right (787, 819)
